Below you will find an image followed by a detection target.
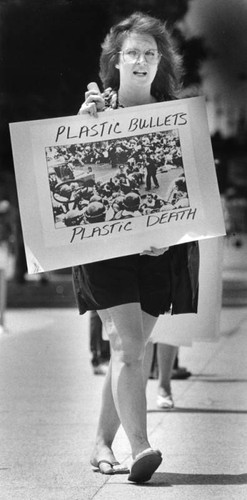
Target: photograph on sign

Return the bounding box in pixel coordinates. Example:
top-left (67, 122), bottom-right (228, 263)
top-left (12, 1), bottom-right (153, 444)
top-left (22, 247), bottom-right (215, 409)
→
top-left (46, 129), bottom-right (189, 231)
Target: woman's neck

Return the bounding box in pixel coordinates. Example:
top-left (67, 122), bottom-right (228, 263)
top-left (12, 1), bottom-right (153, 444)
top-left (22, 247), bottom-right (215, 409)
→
top-left (118, 87), bottom-right (156, 107)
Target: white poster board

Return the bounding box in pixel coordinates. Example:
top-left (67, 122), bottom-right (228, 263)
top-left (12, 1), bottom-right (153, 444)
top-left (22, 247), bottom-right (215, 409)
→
top-left (9, 96), bottom-right (225, 273)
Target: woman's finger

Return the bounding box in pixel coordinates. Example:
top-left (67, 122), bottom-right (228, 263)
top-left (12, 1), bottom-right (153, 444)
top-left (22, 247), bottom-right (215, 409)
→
top-left (82, 92), bottom-right (105, 112)
top-left (140, 247), bottom-right (169, 256)
top-left (78, 101), bottom-right (98, 117)
top-left (85, 90), bottom-right (101, 100)
top-left (151, 246), bottom-right (169, 254)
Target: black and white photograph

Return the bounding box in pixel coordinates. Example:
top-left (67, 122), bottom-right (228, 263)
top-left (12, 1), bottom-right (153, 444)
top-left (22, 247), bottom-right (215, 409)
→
top-left (46, 129), bottom-right (190, 229)
top-left (1, 1), bottom-right (247, 499)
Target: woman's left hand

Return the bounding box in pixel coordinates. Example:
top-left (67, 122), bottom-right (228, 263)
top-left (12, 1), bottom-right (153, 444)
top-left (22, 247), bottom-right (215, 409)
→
top-left (140, 246), bottom-right (169, 257)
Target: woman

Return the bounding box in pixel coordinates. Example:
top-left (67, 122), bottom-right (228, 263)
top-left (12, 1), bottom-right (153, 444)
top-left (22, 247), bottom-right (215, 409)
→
top-left (73, 12), bottom-right (199, 483)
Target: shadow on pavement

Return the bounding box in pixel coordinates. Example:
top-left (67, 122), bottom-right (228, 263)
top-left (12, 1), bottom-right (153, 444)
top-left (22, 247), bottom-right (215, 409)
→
top-left (148, 472), bottom-right (247, 486)
top-left (120, 472), bottom-right (247, 488)
top-left (180, 375), bottom-right (247, 383)
top-left (148, 407), bottom-right (247, 414)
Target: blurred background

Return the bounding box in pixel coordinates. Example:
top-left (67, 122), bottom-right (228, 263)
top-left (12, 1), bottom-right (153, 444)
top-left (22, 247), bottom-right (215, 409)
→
top-left (0, 0), bottom-right (246, 308)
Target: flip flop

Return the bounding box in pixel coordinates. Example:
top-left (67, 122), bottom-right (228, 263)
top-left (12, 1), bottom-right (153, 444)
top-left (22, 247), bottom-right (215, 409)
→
top-left (128, 448), bottom-right (162, 483)
top-left (91, 459), bottom-right (129, 475)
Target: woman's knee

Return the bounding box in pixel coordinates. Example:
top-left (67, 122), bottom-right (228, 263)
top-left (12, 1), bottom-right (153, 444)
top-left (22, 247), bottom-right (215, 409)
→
top-left (120, 343), bottom-right (145, 365)
top-left (110, 331), bottom-right (145, 365)
top-left (98, 305), bottom-right (146, 364)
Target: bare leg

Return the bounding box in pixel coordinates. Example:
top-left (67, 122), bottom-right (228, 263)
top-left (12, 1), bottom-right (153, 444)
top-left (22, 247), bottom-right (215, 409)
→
top-left (102, 304), bottom-right (150, 458)
top-left (157, 343), bottom-right (178, 397)
top-left (90, 359), bottom-right (121, 472)
top-left (94, 305), bottom-right (157, 461)
top-left (143, 342), bottom-right (154, 386)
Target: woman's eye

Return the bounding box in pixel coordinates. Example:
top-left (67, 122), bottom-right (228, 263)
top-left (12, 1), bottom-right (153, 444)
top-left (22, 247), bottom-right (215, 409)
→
top-left (127, 50), bottom-right (138, 57)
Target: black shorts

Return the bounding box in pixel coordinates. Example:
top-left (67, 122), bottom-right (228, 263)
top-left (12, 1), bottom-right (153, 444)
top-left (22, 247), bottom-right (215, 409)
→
top-left (72, 243), bottom-right (198, 317)
top-left (72, 253), bottom-right (172, 317)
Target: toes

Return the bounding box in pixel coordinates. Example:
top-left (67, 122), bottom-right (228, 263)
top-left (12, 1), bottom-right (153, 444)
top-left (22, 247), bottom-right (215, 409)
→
top-left (98, 461), bottom-right (115, 475)
top-left (113, 464), bottom-right (130, 474)
top-left (91, 459), bottom-right (129, 475)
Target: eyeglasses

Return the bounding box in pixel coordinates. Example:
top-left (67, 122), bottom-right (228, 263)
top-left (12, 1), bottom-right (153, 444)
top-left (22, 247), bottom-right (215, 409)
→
top-left (119, 49), bottom-right (161, 65)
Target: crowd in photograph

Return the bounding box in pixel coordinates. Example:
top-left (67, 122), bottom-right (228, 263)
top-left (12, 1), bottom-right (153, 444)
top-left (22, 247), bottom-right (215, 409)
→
top-left (46, 131), bottom-right (189, 227)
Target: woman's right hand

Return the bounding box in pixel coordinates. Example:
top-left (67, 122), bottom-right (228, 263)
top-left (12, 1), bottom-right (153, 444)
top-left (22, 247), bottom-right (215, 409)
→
top-left (78, 82), bottom-right (105, 117)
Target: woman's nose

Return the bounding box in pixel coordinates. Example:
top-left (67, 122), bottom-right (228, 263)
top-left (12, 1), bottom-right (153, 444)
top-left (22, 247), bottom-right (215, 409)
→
top-left (136, 52), bottom-right (147, 64)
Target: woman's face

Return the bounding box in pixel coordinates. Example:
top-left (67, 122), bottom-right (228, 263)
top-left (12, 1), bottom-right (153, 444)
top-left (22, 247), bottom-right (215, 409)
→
top-left (117, 32), bottom-right (160, 91)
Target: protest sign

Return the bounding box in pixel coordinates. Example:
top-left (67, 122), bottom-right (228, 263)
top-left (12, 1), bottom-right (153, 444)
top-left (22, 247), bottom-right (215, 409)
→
top-left (9, 96), bottom-right (225, 273)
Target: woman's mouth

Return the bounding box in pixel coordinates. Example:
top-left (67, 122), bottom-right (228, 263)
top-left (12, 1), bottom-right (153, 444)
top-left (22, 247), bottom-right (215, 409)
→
top-left (133, 70), bottom-right (147, 76)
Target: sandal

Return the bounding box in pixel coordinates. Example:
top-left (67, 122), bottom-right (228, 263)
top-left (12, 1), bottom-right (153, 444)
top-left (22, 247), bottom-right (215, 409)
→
top-left (91, 458), bottom-right (129, 475)
top-left (157, 394), bottom-right (174, 409)
top-left (128, 448), bottom-right (162, 483)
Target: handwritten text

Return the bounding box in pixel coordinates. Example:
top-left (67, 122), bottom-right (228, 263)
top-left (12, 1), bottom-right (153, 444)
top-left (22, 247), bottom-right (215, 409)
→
top-left (70, 220), bottom-right (133, 243)
top-left (146, 208), bottom-right (197, 227)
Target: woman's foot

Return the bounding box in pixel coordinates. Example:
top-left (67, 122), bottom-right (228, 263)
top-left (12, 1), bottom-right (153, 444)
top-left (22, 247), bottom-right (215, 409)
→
top-left (128, 448), bottom-right (162, 483)
top-left (156, 392), bottom-right (174, 409)
top-left (90, 445), bottom-right (129, 474)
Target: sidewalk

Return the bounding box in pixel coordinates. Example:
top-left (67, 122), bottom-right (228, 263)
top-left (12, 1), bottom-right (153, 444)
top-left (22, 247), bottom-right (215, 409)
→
top-left (0, 304), bottom-right (247, 500)
top-left (0, 236), bottom-right (247, 499)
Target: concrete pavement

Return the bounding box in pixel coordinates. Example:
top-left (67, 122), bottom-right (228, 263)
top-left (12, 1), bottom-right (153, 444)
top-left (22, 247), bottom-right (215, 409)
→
top-left (0, 304), bottom-right (247, 500)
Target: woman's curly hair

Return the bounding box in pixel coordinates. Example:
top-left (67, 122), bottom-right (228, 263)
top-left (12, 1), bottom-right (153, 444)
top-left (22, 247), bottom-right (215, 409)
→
top-left (99, 12), bottom-right (183, 101)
